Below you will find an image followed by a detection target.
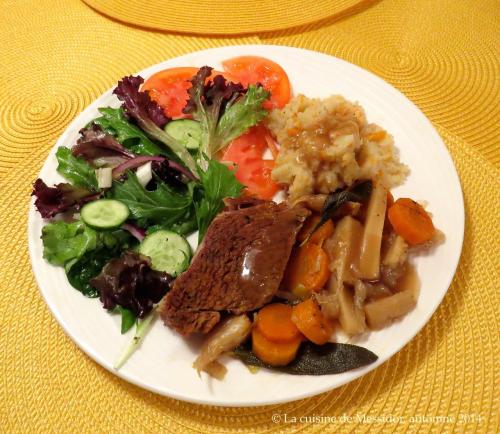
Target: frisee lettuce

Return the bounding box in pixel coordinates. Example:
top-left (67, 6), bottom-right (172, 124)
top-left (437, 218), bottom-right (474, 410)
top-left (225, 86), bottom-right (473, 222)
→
top-left (184, 66), bottom-right (269, 160)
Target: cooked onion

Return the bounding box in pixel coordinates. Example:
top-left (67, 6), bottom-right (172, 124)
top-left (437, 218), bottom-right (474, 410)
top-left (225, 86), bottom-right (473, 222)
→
top-left (193, 315), bottom-right (252, 374)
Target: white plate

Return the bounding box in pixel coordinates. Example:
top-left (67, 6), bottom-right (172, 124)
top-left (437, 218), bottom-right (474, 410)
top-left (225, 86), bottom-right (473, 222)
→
top-left (28, 45), bottom-right (464, 406)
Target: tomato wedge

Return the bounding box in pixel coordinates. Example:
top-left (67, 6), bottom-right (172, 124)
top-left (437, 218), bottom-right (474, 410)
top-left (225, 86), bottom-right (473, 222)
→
top-left (221, 125), bottom-right (280, 200)
top-left (142, 67), bottom-right (232, 119)
top-left (222, 56), bottom-right (291, 109)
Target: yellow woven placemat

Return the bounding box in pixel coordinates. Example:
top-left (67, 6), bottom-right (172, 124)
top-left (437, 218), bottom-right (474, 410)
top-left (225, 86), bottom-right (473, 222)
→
top-left (1, 0), bottom-right (499, 432)
top-left (81, 0), bottom-right (365, 34)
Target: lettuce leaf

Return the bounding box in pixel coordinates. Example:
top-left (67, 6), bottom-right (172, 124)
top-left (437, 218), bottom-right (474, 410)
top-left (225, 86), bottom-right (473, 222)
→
top-left (184, 67), bottom-right (269, 158)
top-left (42, 221), bottom-right (98, 266)
top-left (55, 147), bottom-right (98, 191)
top-left (42, 220), bottom-right (132, 268)
top-left (72, 124), bottom-right (134, 167)
top-left (111, 172), bottom-right (193, 228)
top-left (113, 76), bottom-right (197, 174)
top-left (66, 248), bottom-right (120, 298)
top-left (32, 178), bottom-right (97, 218)
top-left (93, 107), bottom-right (169, 157)
top-left (193, 159), bottom-right (243, 241)
top-left (90, 251), bottom-right (171, 318)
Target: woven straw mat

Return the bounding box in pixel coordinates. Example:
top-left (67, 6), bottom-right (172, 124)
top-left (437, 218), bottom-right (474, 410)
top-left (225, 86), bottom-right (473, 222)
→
top-left (1, 0), bottom-right (498, 432)
top-left (82, 0), bottom-right (365, 34)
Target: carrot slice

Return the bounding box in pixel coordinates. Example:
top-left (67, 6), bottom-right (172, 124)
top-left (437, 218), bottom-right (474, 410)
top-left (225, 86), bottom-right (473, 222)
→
top-left (297, 215), bottom-right (334, 245)
top-left (285, 243), bottom-right (331, 294)
top-left (252, 327), bottom-right (301, 366)
top-left (291, 299), bottom-right (333, 345)
top-left (388, 198), bottom-right (435, 245)
top-left (256, 303), bottom-right (300, 343)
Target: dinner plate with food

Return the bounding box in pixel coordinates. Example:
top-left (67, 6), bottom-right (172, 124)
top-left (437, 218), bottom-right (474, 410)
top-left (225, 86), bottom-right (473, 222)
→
top-left (28, 45), bottom-right (464, 406)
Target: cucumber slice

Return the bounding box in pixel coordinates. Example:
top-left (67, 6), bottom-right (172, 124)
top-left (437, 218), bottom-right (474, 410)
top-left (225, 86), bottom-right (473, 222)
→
top-left (164, 119), bottom-right (202, 150)
top-left (80, 199), bottom-right (129, 230)
top-left (138, 230), bottom-right (191, 276)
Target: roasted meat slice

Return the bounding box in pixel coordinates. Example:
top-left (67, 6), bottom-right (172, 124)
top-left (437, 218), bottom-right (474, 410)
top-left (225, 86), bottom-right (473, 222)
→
top-left (159, 198), bottom-right (309, 335)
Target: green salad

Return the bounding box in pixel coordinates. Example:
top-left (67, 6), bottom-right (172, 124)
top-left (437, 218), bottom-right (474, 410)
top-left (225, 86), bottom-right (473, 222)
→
top-left (32, 67), bottom-right (269, 366)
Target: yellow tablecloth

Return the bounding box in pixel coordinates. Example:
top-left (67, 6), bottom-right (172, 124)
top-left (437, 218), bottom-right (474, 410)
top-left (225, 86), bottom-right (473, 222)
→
top-left (1, 0), bottom-right (498, 432)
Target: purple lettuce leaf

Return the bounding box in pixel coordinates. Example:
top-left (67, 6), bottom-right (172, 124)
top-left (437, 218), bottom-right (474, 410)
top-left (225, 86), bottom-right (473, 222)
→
top-left (182, 66), bottom-right (268, 158)
top-left (90, 251), bottom-right (172, 318)
top-left (32, 178), bottom-right (98, 218)
top-left (113, 75), bottom-right (198, 175)
top-left (72, 124), bottom-right (134, 166)
top-left (113, 75), bottom-right (168, 129)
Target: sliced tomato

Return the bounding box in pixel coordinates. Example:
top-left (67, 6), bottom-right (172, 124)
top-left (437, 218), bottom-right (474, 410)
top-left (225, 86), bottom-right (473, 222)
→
top-left (142, 67), bottom-right (198, 119)
top-left (238, 160), bottom-right (280, 200)
top-left (222, 125), bottom-right (268, 162)
top-left (222, 56), bottom-right (291, 109)
top-left (142, 67), bottom-right (233, 119)
top-left (222, 125), bottom-right (280, 200)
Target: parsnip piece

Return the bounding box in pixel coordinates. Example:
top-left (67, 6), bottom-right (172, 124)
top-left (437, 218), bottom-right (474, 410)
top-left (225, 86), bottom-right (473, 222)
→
top-left (382, 234), bottom-right (408, 268)
top-left (338, 284), bottom-right (367, 335)
top-left (359, 182), bottom-right (388, 279)
top-left (365, 282), bottom-right (393, 301)
top-left (364, 290), bottom-right (417, 329)
top-left (315, 285), bottom-right (340, 319)
top-left (323, 216), bottom-right (364, 286)
top-left (397, 264), bottom-right (420, 297)
top-left (291, 194), bottom-right (327, 212)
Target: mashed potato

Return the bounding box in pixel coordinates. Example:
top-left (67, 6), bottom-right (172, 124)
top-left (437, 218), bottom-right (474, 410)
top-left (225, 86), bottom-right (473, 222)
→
top-left (267, 95), bottom-right (409, 200)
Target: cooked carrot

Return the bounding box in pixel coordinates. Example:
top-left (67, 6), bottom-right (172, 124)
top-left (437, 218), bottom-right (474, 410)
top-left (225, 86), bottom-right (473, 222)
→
top-left (388, 198), bottom-right (435, 245)
top-left (291, 298), bottom-right (333, 345)
top-left (297, 215), bottom-right (334, 245)
top-left (252, 327), bottom-right (301, 366)
top-left (256, 303), bottom-right (300, 343)
top-left (285, 243), bottom-right (330, 294)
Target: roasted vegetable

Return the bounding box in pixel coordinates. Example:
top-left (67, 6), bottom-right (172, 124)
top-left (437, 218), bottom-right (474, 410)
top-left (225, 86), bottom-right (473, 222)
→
top-left (382, 233), bottom-right (408, 268)
top-left (338, 284), bottom-right (367, 335)
top-left (193, 315), bottom-right (252, 373)
top-left (365, 288), bottom-right (417, 329)
top-left (358, 181), bottom-right (388, 279)
top-left (298, 215), bottom-right (334, 246)
top-left (314, 290), bottom-right (340, 320)
top-left (388, 198), bottom-right (435, 245)
top-left (251, 327), bottom-right (301, 367)
top-left (284, 242), bottom-right (330, 297)
top-left (291, 298), bottom-right (333, 345)
top-left (233, 341), bottom-right (378, 375)
top-left (304, 180), bottom-right (372, 244)
top-left (324, 215), bottom-right (364, 286)
top-left (291, 194), bottom-right (327, 212)
top-left (255, 304), bottom-right (300, 343)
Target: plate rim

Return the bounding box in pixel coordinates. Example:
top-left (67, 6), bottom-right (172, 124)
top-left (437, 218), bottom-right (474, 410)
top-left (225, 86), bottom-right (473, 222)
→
top-left (27, 44), bottom-right (465, 407)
